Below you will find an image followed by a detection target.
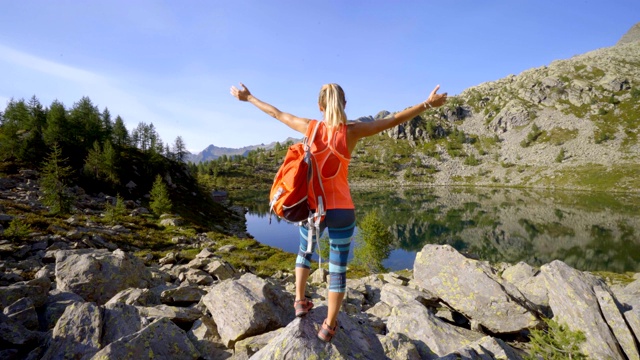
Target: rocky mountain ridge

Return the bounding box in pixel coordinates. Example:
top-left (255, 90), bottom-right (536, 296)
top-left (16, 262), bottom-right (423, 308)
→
top-left (188, 137), bottom-right (300, 163)
top-left (357, 24), bottom-right (640, 192)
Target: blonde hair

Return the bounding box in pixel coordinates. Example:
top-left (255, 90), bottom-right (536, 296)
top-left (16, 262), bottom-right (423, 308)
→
top-left (318, 83), bottom-right (347, 128)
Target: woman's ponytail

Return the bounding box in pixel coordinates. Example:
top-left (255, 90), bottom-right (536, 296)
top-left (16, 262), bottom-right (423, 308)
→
top-left (319, 83), bottom-right (347, 128)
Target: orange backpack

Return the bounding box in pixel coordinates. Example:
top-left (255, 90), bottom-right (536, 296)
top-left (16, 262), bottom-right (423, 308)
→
top-left (269, 121), bottom-right (325, 229)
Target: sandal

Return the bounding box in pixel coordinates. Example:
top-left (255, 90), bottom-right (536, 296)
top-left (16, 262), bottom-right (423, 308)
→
top-left (294, 298), bottom-right (313, 317)
top-left (317, 320), bottom-right (338, 342)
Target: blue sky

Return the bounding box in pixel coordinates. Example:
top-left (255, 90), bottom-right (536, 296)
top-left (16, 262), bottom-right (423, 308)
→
top-left (1, 1), bottom-right (638, 152)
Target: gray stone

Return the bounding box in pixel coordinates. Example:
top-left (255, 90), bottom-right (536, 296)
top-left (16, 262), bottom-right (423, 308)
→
top-left (386, 301), bottom-right (482, 359)
top-left (101, 302), bottom-right (143, 345)
top-left (42, 290), bottom-right (84, 330)
top-left (594, 286), bottom-right (640, 360)
top-left (380, 283), bottom-right (439, 309)
top-left (136, 304), bottom-right (203, 325)
top-left (202, 273), bottom-right (294, 347)
top-left (90, 317), bottom-right (200, 360)
top-left (541, 260), bottom-right (627, 360)
top-left (234, 327), bottom-right (285, 360)
top-left (42, 302), bottom-right (103, 360)
top-left (0, 276), bottom-right (50, 310)
top-left (55, 249), bottom-right (157, 305)
top-left (378, 332), bottom-right (421, 360)
top-left (3, 297), bottom-right (38, 330)
top-left (413, 245), bottom-right (540, 334)
top-left (105, 287), bottom-right (160, 306)
top-left (187, 316), bottom-right (232, 360)
top-left (161, 285), bottom-right (206, 305)
top-left (249, 306), bottom-right (386, 360)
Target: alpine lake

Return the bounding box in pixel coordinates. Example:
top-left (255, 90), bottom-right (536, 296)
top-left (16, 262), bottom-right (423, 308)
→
top-left (243, 186), bottom-right (640, 274)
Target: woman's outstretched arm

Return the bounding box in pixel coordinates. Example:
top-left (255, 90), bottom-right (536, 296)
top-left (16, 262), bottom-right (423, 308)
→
top-left (347, 85), bottom-right (447, 148)
top-left (230, 83), bottom-right (310, 134)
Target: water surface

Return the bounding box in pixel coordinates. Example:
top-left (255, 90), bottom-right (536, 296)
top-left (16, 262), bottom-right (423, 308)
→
top-left (244, 187), bottom-right (640, 272)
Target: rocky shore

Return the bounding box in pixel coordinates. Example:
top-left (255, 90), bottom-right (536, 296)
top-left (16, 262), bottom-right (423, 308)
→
top-left (2, 225), bottom-right (640, 360)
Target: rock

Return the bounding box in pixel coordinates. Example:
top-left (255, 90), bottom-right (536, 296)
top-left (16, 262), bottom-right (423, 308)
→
top-left (42, 290), bottom-right (84, 330)
top-left (249, 306), bottom-right (386, 360)
top-left (161, 285), bottom-right (207, 305)
top-left (0, 276), bottom-right (50, 310)
top-left (594, 285), bottom-right (640, 360)
top-left (541, 260), bottom-right (631, 359)
top-left (202, 273), bottom-right (294, 347)
top-left (187, 316), bottom-right (232, 360)
top-left (204, 260), bottom-right (237, 281)
top-left (90, 317), bottom-right (200, 360)
top-left (377, 332), bottom-right (421, 360)
top-left (386, 300), bottom-right (483, 359)
top-left (234, 327), bottom-right (285, 360)
top-left (136, 304), bottom-right (203, 326)
top-left (0, 312), bottom-right (41, 348)
top-left (181, 268), bottom-right (214, 285)
top-left (380, 283), bottom-right (439, 309)
top-left (489, 100), bottom-right (532, 133)
top-left (41, 302), bottom-right (103, 360)
top-left (101, 302), bottom-right (144, 345)
top-left (158, 251), bottom-right (179, 265)
top-left (160, 218), bottom-right (183, 227)
top-left (55, 249), bottom-right (157, 305)
top-left (413, 245), bottom-right (540, 334)
top-left (105, 287), bottom-right (160, 306)
top-left (502, 263), bottom-right (550, 317)
top-left (439, 336), bottom-right (524, 359)
top-left (3, 297), bottom-right (38, 330)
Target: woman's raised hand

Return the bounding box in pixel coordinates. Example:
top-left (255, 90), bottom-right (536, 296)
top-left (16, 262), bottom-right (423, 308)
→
top-left (230, 83), bottom-right (251, 101)
top-left (426, 85), bottom-right (447, 108)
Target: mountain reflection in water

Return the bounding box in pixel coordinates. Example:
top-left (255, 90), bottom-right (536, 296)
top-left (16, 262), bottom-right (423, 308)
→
top-left (243, 187), bottom-right (640, 273)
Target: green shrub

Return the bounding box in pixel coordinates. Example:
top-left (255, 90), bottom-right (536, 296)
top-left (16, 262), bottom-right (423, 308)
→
top-left (104, 193), bottom-right (127, 224)
top-left (556, 148), bottom-right (566, 163)
top-left (150, 175), bottom-right (172, 216)
top-left (521, 123), bottom-right (543, 148)
top-left (4, 218), bottom-right (31, 240)
top-left (526, 318), bottom-right (586, 360)
top-left (464, 154), bottom-right (480, 166)
top-left (351, 210), bottom-right (393, 274)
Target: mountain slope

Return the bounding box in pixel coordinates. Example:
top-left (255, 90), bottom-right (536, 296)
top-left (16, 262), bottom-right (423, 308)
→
top-left (346, 27), bottom-right (640, 193)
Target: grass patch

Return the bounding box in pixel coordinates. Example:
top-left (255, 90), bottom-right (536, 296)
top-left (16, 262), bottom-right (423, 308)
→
top-left (539, 164), bottom-right (640, 192)
top-left (538, 128), bottom-right (579, 145)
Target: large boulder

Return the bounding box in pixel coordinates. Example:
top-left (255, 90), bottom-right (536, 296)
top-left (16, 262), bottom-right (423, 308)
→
top-left (202, 273), bottom-right (294, 347)
top-left (386, 300), bottom-right (482, 359)
top-left (249, 306), bottom-right (386, 360)
top-left (90, 317), bottom-right (200, 360)
top-left (41, 302), bottom-right (103, 360)
top-left (101, 302), bottom-right (144, 345)
top-left (0, 276), bottom-right (50, 310)
top-left (55, 249), bottom-right (158, 305)
top-left (413, 245), bottom-right (540, 334)
top-left (541, 260), bottom-right (637, 360)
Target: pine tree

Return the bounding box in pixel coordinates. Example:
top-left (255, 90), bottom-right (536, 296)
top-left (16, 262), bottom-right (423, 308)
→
top-left (149, 174), bottom-right (172, 216)
top-left (352, 210), bottom-right (393, 273)
top-left (40, 143), bottom-right (75, 214)
top-left (112, 116), bottom-right (129, 147)
top-left (173, 136), bottom-right (187, 162)
top-left (43, 100), bottom-right (70, 148)
top-left (104, 193), bottom-right (126, 224)
top-left (84, 141), bottom-right (103, 178)
top-left (102, 140), bottom-right (119, 184)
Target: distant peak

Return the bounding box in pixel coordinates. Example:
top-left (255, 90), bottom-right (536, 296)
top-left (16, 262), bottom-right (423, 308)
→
top-left (617, 22), bottom-right (640, 45)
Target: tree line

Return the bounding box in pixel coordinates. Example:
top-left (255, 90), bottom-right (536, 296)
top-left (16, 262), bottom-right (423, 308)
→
top-left (0, 95), bottom-right (185, 215)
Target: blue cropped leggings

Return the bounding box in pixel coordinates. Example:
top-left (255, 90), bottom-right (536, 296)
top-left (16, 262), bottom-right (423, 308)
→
top-left (295, 209), bottom-right (356, 293)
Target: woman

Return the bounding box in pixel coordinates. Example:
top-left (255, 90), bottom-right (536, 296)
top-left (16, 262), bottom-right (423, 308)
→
top-left (230, 82), bottom-right (447, 342)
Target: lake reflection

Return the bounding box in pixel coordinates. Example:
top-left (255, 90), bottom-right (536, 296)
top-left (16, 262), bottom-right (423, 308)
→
top-left (243, 187), bottom-right (640, 273)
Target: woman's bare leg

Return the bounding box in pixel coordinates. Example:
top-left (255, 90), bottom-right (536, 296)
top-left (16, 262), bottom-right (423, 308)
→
top-left (295, 267), bottom-right (310, 301)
